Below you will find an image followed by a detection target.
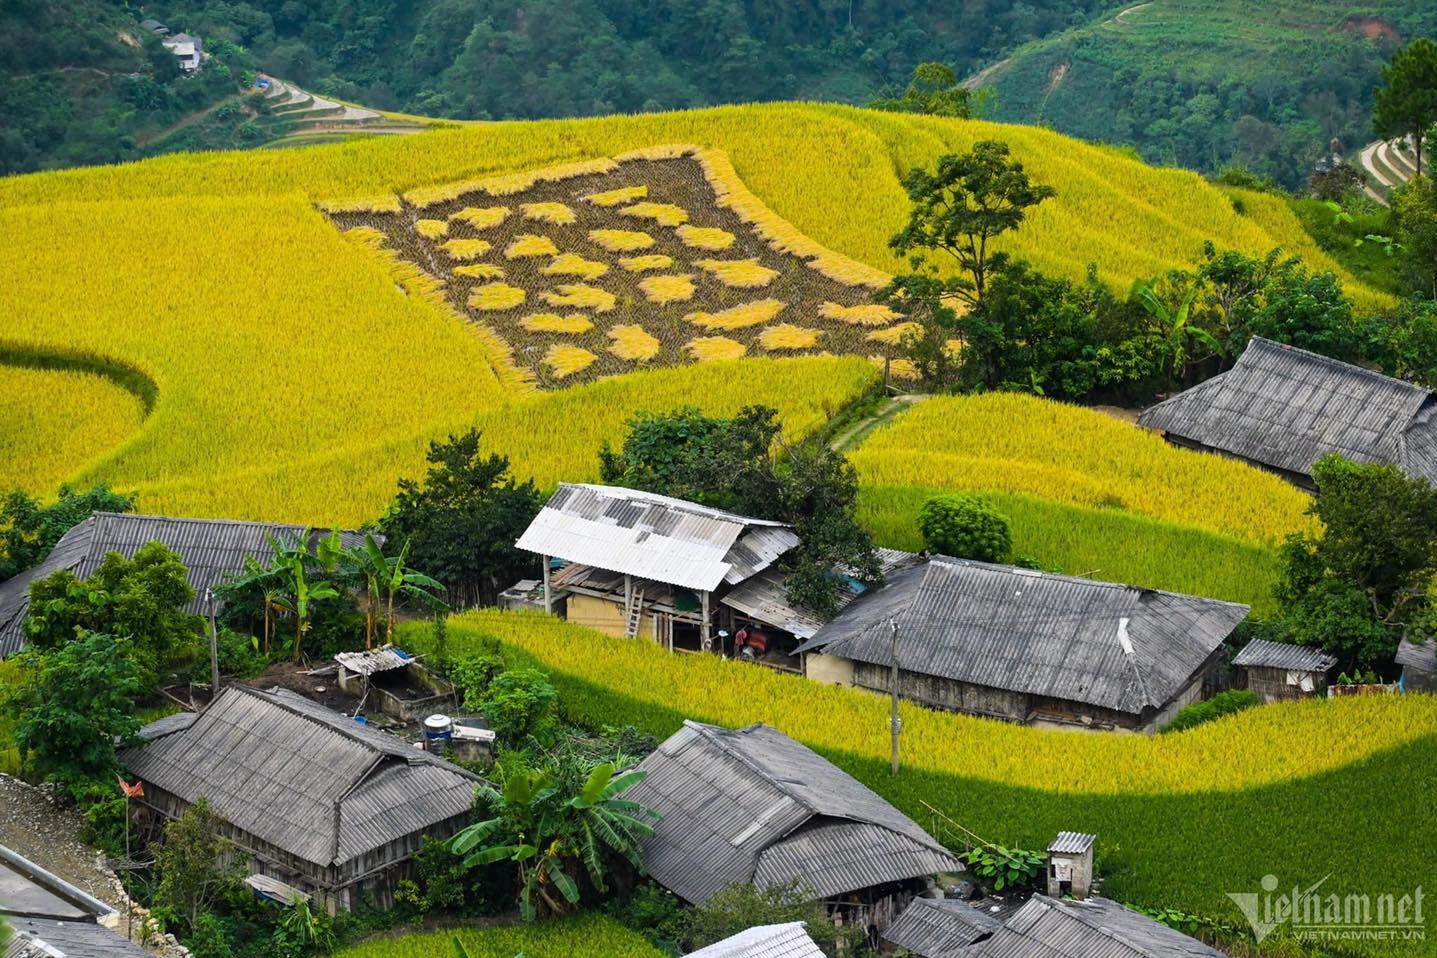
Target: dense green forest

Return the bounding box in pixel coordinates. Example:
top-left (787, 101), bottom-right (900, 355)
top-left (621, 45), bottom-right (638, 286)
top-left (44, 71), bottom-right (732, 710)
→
top-left (977, 0), bottom-right (1437, 188)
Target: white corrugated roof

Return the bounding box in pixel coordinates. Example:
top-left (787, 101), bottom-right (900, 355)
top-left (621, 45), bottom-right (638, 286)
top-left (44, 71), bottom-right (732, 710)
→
top-left (684, 922), bottom-right (825, 958)
top-left (515, 484), bottom-right (792, 592)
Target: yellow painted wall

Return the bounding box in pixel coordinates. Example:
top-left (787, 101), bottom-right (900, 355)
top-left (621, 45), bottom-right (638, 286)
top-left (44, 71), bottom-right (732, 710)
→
top-left (805, 652), bottom-right (855, 687)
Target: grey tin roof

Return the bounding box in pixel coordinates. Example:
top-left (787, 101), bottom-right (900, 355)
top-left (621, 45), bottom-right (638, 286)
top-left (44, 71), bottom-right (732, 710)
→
top-left (975, 895), bottom-right (1226, 958)
top-left (1137, 337), bottom-right (1437, 484)
top-left (335, 645), bottom-right (412, 677)
top-left (1396, 637), bottom-right (1437, 675)
top-left (121, 686), bottom-right (479, 868)
top-left (685, 922), bottom-right (825, 958)
top-left (1047, 832), bottom-right (1096, 855)
top-left (515, 484), bottom-right (796, 593)
top-left (721, 550), bottom-right (920, 638)
top-left (1232, 638), bottom-right (1337, 672)
top-left (796, 558), bottom-right (1247, 719)
top-left (0, 843), bottom-right (147, 958)
top-left (883, 897), bottom-right (1004, 957)
top-left (0, 513), bottom-right (369, 659)
top-left (627, 721), bottom-right (960, 905)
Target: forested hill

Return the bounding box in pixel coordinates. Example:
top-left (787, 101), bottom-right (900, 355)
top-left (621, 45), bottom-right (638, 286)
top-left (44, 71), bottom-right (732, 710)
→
top-left (973, 0), bottom-right (1437, 189)
top-left (104, 0), bottom-right (1118, 119)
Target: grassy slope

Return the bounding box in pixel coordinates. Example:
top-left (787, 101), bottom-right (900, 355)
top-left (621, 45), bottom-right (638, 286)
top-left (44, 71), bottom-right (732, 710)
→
top-left (413, 612), bottom-right (1437, 954)
top-left (0, 103), bottom-right (1392, 525)
top-left (333, 914), bottom-right (665, 958)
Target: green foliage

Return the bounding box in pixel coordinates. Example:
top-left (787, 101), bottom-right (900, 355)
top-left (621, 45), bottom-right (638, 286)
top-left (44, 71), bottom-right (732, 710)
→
top-left (272, 897), bottom-right (337, 957)
top-left (479, 669), bottom-right (560, 750)
top-left (1289, 198), bottom-right (1406, 297)
top-left (377, 429), bottom-right (542, 608)
top-left (23, 540), bottom-right (202, 688)
top-left (917, 495), bottom-right (1012, 563)
top-left (962, 844), bottom-right (1045, 892)
top-left (888, 140), bottom-right (1057, 309)
top-left (14, 631), bottom-right (142, 797)
top-left (452, 649), bottom-right (508, 712)
top-left (685, 881), bottom-right (862, 956)
top-left (154, 798), bottom-right (245, 937)
top-left (1374, 38), bottom-right (1437, 176)
top-left (1392, 174), bottom-right (1437, 300)
top-left (216, 628), bottom-right (267, 679)
top-left (869, 62), bottom-right (972, 118)
top-left (76, 782), bottom-right (130, 858)
top-left (0, 484), bottom-right (134, 580)
top-left (605, 882), bottom-right (687, 954)
top-left (450, 758), bottom-right (658, 921)
top-left (1162, 690), bottom-right (1260, 734)
top-left (1277, 454), bottom-right (1437, 671)
top-left (188, 913), bottom-right (236, 958)
top-left (331, 914), bottom-right (666, 958)
top-left (601, 404), bottom-right (879, 617)
top-left (395, 836), bottom-right (504, 921)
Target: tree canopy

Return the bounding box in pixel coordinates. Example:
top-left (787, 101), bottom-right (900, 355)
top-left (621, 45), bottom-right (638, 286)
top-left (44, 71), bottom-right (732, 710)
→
top-left (1373, 37), bottom-right (1437, 176)
top-left (0, 484), bottom-right (134, 580)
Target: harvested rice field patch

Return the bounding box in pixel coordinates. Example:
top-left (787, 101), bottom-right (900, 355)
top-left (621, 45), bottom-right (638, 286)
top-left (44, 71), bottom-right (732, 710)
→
top-left (325, 148), bottom-right (910, 386)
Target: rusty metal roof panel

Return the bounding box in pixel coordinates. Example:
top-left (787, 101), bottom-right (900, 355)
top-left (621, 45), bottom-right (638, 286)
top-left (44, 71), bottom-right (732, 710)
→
top-left (515, 485), bottom-right (789, 592)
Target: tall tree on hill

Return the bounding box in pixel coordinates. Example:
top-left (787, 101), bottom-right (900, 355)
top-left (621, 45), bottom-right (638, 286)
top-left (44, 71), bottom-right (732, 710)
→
top-left (869, 62), bottom-right (973, 118)
top-left (1374, 37), bottom-right (1437, 176)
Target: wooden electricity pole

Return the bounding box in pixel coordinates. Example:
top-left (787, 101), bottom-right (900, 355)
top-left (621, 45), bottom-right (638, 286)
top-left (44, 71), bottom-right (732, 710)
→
top-left (207, 589), bottom-right (220, 698)
top-left (890, 618), bottom-right (901, 775)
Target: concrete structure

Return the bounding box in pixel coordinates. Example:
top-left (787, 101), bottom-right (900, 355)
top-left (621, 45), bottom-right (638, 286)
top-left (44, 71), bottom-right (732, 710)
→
top-left (333, 645), bottom-right (455, 722)
top-left (0, 843), bottom-right (149, 957)
top-left (1046, 832), bottom-right (1095, 899)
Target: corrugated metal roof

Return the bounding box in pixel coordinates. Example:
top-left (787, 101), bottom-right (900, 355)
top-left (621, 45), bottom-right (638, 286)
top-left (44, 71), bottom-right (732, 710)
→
top-left (334, 645), bottom-right (412, 677)
top-left (121, 686), bottom-right (478, 868)
top-left (0, 843), bottom-right (147, 958)
top-left (1137, 338), bottom-right (1437, 484)
top-left (796, 558), bottom-right (1247, 718)
top-left (883, 898), bottom-right (1004, 957)
top-left (514, 485), bottom-right (793, 593)
top-left (1396, 637), bottom-right (1437, 674)
top-left (721, 550), bottom-right (920, 638)
top-left (627, 721), bottom-right (960, 905)
top-left (685, 922), bottom-right (826, 958)
top-left (1047, 832), bottom-right (1096, 855)
top-left (0, 513), bottom-right (370, 659)
top-left (1232, 638), bottom-right (1336, 672)
top-left (976, 895), bottom-right (1226, 958)
top-left (5, 918), bottom-right (151, 958)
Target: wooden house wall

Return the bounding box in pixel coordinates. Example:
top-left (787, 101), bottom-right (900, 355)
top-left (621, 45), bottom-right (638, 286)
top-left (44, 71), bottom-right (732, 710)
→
top-left (1244, 665), bottom-right (1326, 703)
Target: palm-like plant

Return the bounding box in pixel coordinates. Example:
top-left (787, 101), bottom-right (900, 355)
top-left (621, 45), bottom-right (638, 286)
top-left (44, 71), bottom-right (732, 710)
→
top-left (380, 539), bottom-right (447, 643)
top-left (1131, 278), bottom-right (1223, 390)
top-left (285, 555), bottom-right (340, 663)
top-left (346, 534), bottom-right (389, 651)
top-left (450, 761), bottom-right (657, 921)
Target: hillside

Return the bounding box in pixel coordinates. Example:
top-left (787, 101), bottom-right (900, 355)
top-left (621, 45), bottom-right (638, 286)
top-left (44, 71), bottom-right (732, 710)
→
top-left (0, 105), bottom-right (1393, 531)
top-left (972, 0), bottom-right (1437, 188)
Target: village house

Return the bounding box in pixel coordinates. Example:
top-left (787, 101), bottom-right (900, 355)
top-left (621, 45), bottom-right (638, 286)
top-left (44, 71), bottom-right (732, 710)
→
top-left (1232, 638), bottom-right (1337, 702)
top-left (0, 512), bottom-right (367, 659)
top-left (0, 843), bottom-right (149, 957)
top-left (1137, 337), bottom-right (1437, 489)
top-left (626, 721), bottom-right (961, 935)
top-left (120, 685), bottom-right (480, 913)
top-left (795, 556), bottom-right (1249, 732)
top-left (1396, 637), bottom-right (1437, 693)
top-left (684, 922), bottom-right (824, 958)
top-left (514, 483), bottom-right (799, 654)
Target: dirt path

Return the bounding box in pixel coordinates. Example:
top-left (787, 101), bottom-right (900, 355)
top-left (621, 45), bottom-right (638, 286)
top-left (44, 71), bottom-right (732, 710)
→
top-left (135, 95), bottom-right (238, 147)
top-left (962, 0), bottom-right (1154, 89)
top-left (830, 394), bottom-right (929, 453)
top-left (0, 775), bottom-right (128, 913)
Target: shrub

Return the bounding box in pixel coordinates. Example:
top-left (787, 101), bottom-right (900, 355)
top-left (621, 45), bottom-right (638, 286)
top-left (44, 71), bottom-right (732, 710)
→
top-left (918, 494), bottom-right (1012, 563)
top-left (216, 629), bottom-right (267, 678)
top-left (686, 881), bottom-right (862, 956)
top-left (963, 844), bottom-right (1045, 892)
top-left (478, 668), bottom-right (559, 748)
top-left (1162, 690), bottom-right (1260, 734)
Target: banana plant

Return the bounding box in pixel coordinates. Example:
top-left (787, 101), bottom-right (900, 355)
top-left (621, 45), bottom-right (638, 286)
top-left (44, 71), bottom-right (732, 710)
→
top-left (1131, 278), bottom-right (1223, 390)
top-left (286, 555), bottom-right (339, 663)
top-left (345, 534), bottom-right (389, 651)
top-left (380, 539), bottom-right (447, 643)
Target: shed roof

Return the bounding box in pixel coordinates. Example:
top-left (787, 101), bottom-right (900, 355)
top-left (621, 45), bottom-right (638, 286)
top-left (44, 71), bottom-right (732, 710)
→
top-left (334, 645), bottom-right (413, 677)
top-left (720, 550), bottom-right (921, 639)
top-left (1232, 638), bottom-right (1337, 672)
top-left (1396, 637), bottom-right (1437, 675)
top-left (0, 843), bottom-right (147, 958)
top-left (0, 513), bottom-right (369, 659)
top-left (975, 895), bottom-right (1226, 958)
top-left (1137, 337), bottom-right (1437, 484)
top-left (121, 686), bottom-right (479, 869)
top-left (882, 898), bottom-right (1004, 957)
top-left (795, 558), bottom-right (1247, 718)
top-left (515, 484), bottom-right (795, 593)
top-left (685, 922), bottom-right (825, 958)
top-left (1047, 832), bottom-right (1096, 855)
top-left (627, 721), bottom-right (960, 905)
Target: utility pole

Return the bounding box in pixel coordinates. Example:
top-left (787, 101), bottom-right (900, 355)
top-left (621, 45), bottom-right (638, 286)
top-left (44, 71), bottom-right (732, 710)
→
top-left (207, 589), bottom-right (220, 698)
top-left (889, 618), bottom-right (901, 775)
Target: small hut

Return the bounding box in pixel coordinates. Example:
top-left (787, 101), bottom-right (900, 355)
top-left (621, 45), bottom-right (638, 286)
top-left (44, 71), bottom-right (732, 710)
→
top-left (1396, 637), bottom-right (1437, 693)
top-left (1233, 639), bottom-right (1337, 702)
top-left (334, 645), bottom-right (455, 722)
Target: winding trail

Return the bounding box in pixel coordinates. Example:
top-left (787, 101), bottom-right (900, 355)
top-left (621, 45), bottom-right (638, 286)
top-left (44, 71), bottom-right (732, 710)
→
top-left (829, 394), bottom-right (928, 453)
top-left (962, 0), bottom-right (1154, 90)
